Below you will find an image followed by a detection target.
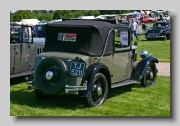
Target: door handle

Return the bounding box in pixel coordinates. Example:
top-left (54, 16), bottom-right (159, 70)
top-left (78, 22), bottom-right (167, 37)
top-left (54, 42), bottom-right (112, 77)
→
top-left (15, 50), bottom-right (19, 55)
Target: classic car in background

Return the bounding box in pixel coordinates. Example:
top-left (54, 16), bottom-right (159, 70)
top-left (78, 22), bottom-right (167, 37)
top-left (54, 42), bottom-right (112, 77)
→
top-left (145, 21), bottom-right (170, 40)
top-left (33, 24), bottom-right (46, 38)
top-left (26, 19), bottom-right (158, 107)
top-left (10, 25), bottom-right (45, 78)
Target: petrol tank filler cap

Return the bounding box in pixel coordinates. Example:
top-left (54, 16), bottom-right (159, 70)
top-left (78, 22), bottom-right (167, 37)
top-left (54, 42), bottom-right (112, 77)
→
top-left (140, 50), bottom-right (148, 59)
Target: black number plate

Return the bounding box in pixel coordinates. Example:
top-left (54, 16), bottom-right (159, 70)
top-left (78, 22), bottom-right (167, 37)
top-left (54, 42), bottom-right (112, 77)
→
top-left (70, 62), bottom-right (86, 77)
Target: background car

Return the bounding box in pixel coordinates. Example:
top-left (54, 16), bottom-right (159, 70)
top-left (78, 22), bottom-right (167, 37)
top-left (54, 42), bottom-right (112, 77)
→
top-left (33, 24), bottom-right (46, 38)
top-left (10, 25), bottom-right (45, 78)
top-left (145, 21), bottom-right (170, 40)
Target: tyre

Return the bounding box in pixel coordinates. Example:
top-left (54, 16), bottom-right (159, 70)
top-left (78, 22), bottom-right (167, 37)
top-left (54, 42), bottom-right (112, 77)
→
top-left (141, 62), bottom-right (157, 87)
top-left (35, 58), bottom-right (68, 95)
top-left (164, 34), bottom-right (167, 41)
top-left (87, 73), bottom-right (108, 107)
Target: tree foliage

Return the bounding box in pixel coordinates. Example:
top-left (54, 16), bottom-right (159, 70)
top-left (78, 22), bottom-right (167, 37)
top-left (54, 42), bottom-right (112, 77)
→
top-left (37, 13), bottom-right (53, 21)
top-left (53, 10), bottom-right (74, 19)
top-left (10, 10), bottom-right (141, 22)
top-left (10, 12), bottom-right (14, 22)
top-left (49, 10), bottom-right (54, 14)
top-left (13, 10), bottom-right (36, 22)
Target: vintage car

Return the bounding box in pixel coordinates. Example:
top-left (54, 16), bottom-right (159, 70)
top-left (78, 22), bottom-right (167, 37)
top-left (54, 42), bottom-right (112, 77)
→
top-left (33, 24), bottom-right (46, 38)
top-left (140, 18), bottom-right (149, 23)
top-left (26, 19), bottom-right (158, 107)
top-left (10, 25), bottom-right (45, 78)
top-left (145, 21), bottom-right (170, 40)
top-left (146, 17), bottom-right (157, 22)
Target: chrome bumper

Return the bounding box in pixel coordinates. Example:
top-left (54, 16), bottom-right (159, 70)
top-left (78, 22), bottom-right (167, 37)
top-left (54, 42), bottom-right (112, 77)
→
top-left (65, 85), bottom-right (87, 94)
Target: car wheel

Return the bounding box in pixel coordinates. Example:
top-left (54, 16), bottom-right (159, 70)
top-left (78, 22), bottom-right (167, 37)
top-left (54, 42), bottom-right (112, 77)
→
top-left (164, 34), bottom-right (167, 41)
top-left (141, 62), bottom-right (157, 87)
top-left (87, 73), bottom-right (108, 107)
top-left (35, 58), bottom-right (68, 95)
top-left (147, 38), bottom-right (151, 41)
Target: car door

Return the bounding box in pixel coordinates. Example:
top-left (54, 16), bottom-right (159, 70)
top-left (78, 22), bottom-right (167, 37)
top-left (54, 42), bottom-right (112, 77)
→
top-left (111, 27), bottom-right (133, 83)
top-left (10, 43), bottom-right (15, 74)
top-left (13, 26), bottom-right (33, 74)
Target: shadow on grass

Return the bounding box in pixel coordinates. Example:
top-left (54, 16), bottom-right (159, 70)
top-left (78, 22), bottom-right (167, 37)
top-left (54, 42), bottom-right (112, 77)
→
top-left (107, 83), bottom-right (141, 99)
top-left (10, 77), bottom-right (142, 110)
top-left (10, 76), bottom-right (28, 85)
top-left (139, 39), bottom-right (167, 42)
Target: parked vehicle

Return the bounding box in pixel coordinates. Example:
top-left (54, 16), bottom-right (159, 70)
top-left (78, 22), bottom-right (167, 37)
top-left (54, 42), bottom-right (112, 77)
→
top-left (33, 24), bottom-right (46, 38)
top-left (163, 14), bottom-right (170, 21)
top-left (140, 18), bottom-right (149, 23)
top-left (26, 19), bottom-right (158, 107)
top-left (10, 25), bottom-right (45, 78)
top-left (145, 21), bottom-right (170, 40)
top-left (146, 17), bottom-right (157, 22)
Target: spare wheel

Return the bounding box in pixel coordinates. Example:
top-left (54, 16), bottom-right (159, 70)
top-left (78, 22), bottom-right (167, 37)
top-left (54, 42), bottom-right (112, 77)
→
top-left (35, 57), bottom-right (68, 95)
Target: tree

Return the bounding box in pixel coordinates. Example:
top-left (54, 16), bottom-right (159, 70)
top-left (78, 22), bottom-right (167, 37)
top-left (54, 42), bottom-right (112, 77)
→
top-left (53, 10), bottom-right (74, 19)
top-left (32, 10), bottom-right (41, 15)
top-left (49, 10), bottom-right (54, 14)
top-left (71, 10), bottom-right (88, 18)
top-left (10, 12), bottom-right (14, 22)
top-left (13, 10), bottom-right (36, 22)
top-left (37, 13), bottom-right (53, 21)
top-left (86, 10), bottom-right (100, 17)
top-left (40, 10), bottom-right (48, 14)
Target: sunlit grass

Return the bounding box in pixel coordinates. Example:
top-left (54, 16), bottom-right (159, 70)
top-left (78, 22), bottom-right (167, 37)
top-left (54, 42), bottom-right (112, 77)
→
top-left (10, 76), bottom-right (170, 116)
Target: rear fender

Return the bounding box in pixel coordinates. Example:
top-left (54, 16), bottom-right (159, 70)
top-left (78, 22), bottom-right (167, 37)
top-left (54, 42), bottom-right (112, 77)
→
top-left (79, 63), bottom-right (111, 97)
top-left (131, 55), bottom-right (158, 81)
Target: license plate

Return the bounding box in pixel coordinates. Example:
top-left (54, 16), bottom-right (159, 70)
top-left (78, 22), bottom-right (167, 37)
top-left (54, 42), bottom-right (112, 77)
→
top-left (70, 62), bottom-right (86, 77)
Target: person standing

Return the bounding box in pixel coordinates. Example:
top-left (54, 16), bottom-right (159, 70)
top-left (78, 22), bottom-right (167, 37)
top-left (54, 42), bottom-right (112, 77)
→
top-left (130, 19), bottom-right (138, 41)
top-left (159, 11), bottom-right (163, 21)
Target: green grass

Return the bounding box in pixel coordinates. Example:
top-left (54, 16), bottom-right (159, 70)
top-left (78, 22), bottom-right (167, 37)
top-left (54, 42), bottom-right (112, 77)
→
top-left (135, 34), bottom-right (170, 62)
top-left (10, 76), bottom-right (170, 116)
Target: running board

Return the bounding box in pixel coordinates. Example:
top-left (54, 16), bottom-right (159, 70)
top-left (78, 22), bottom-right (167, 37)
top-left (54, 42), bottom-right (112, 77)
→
top-left (111, 79), bottom-right (137, 88)
top-left (10, 71), bottom-right (32, 78)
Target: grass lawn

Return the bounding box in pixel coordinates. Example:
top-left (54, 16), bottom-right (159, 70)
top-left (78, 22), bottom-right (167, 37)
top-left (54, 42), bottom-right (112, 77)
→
top-left (135, 34), bottom-right (170, 62)
top-left (10, 75), bottom-right (170, 116)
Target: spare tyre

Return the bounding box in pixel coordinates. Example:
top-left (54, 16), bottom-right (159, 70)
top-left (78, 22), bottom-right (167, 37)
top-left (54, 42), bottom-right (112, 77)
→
top-left (35, 57), bottom-right (68, 95)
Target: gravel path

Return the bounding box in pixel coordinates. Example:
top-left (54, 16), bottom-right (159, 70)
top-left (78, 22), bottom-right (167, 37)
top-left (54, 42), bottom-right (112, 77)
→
top-left (156, 62), bottom-right (170, 76)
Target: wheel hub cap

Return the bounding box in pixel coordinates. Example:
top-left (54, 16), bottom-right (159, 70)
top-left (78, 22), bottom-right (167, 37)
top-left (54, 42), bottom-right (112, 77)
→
top-left (97, 86), bottom-right (102, 96)
top-left (149, 71), bottom-right (154, 79)
top-left (45, 71), bottom-right (54, 80)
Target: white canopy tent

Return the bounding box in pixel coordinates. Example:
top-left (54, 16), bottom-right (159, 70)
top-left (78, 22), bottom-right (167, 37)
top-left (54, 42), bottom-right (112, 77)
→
top-left (19, 19), bottom-right (40, 25)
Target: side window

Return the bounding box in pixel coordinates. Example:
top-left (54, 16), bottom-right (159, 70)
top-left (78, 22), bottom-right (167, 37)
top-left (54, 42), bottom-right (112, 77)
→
top-left (10, 27), bottom-right (22, 44)
top-left (114, 29), bottom-right (130, 51)
top-left (22, 26), bottom-right (32, 42)
top-left (38, 26), bottom-right (42, 31)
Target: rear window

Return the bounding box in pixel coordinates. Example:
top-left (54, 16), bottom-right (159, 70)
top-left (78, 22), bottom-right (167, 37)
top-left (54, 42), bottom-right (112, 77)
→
top-left (57, 33), bottom-right (77, 42)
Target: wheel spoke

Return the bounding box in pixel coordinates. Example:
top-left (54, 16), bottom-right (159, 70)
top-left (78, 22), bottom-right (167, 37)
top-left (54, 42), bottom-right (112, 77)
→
top-left (91, 80), bottom-right (103, 104)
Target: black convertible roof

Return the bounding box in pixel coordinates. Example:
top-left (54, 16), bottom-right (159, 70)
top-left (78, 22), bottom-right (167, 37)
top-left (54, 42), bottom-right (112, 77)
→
top-left (44, 20), bottom-right (115, 56)
top-left (62, 18), bottom-right (116, 24)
